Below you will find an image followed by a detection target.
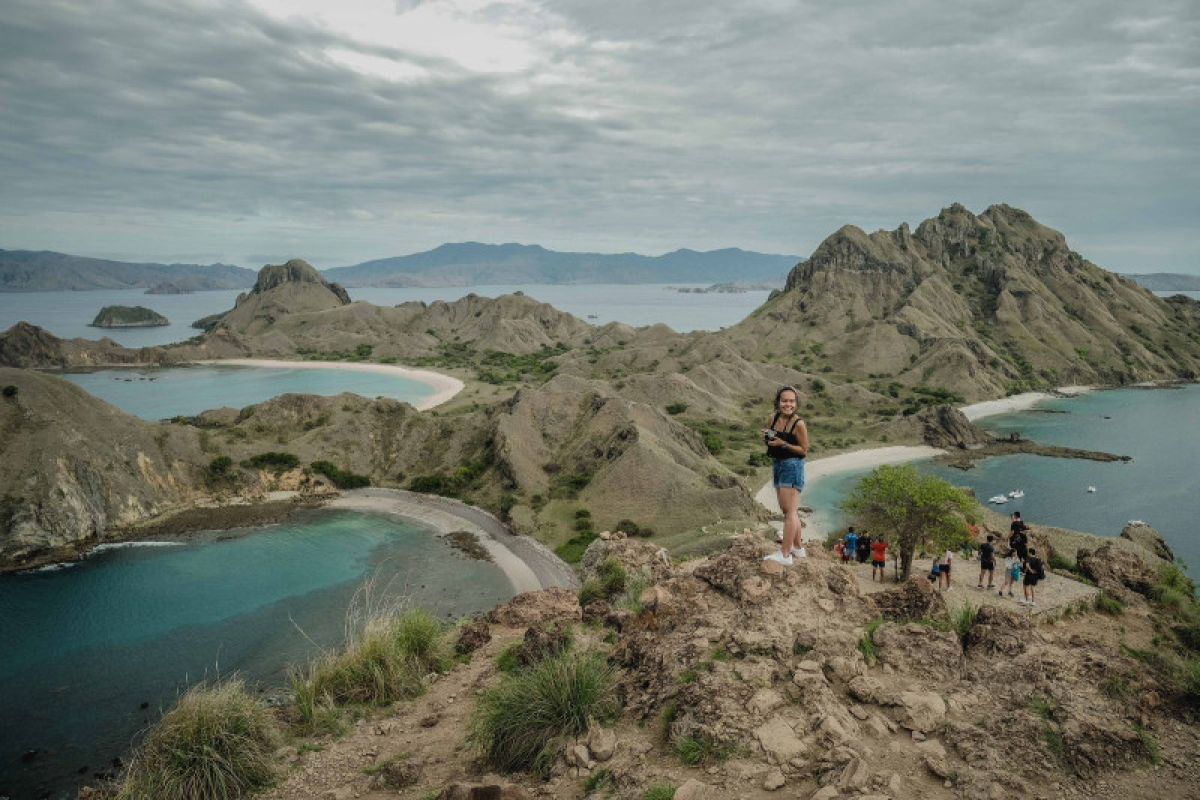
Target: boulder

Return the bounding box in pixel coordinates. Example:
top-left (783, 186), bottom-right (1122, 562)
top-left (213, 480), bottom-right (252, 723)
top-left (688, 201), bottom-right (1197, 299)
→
top-left (674, 778), bottom-right (717, 800)
top-left (587, 724), bottom-right (618, 762)
top-left (455, 618), bottom-right (491, 655)
top-left (870, 576), bottom-right (947, 622)
top-left (755, 717), bottom-right (807, 764)
top-left (488, 588), bottom-right (581, 626)
top-left (897, 691), bottom-right (947, 733)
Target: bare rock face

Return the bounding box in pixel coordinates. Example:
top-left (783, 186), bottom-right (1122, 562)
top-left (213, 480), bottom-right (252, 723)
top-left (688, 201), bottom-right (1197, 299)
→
top-left (915, 404), bottom-right (992, 449)
top-left (1076, 543), bottom-right (1158, 602)
top-left (487, 588), bottom-right (581, 627)
top-left (872, 622), bottom-right (961, 680)
top-left (966, 605), bottom-right (1031, 657)
top-left (518, 619), bottom-right (572, 665)
top-left (692, 535), bottom-right (785, 603)
top-left (870, 576), bottom-right (947, 621)
top-left (1119, 522), bottom-right (1174, 563)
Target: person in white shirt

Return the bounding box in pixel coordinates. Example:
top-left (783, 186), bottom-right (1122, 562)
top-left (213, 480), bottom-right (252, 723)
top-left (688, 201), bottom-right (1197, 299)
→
top-left (939, 549), bottom-right (954, 590)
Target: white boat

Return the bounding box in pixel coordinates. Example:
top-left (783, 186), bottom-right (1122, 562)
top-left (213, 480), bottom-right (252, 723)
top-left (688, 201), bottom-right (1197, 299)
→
top-left (988, 495), bottom-right (1009, 504)
top-left (1087, 486), bottom-right (1097, 493)
top-left (1008, 490), bottom-right (1025, 499)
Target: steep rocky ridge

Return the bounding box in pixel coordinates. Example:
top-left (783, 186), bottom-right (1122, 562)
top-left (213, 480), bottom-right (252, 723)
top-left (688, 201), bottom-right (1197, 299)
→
top-left (0, 368), bottom-right (205, 568)
top-left (727, 204), bottom-right (1200, 400)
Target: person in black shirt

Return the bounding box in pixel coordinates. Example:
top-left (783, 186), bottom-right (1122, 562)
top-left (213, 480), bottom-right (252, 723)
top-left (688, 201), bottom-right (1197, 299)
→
top-left (1009, 512), bottom-right (1029, 565)
top-left (977, 534), bottom-right (996, 589)
top-left (1022, 547), bottom-right (1046, 606)
top-left (857, 533), bottom-right (872, 564)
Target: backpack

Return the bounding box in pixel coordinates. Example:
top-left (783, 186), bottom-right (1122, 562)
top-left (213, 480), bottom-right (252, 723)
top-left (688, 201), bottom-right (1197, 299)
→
top-left (1030, 557), bottom-right (1045, 579)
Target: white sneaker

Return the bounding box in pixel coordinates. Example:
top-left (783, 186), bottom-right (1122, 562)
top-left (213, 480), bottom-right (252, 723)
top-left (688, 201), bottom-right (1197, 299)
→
top-left (764, 551), bottom-right (794, 566)
top-left (776, 531), bottom-right (784, 543)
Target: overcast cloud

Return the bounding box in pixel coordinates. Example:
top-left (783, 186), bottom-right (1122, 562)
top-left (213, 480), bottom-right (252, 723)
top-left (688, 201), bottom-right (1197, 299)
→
top-left (0, 0), bottom-right (1197, 271)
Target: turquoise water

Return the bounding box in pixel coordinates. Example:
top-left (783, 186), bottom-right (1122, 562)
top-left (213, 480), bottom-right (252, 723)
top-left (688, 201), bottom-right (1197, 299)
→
top-left (806, 385), bottom-right (1200, 575)
top-left (0, 510), bottom-right (514, 799)
top-left (61, 365), bottom-right (435, 419)
top-left (0, 284), bottom-right (770, 346)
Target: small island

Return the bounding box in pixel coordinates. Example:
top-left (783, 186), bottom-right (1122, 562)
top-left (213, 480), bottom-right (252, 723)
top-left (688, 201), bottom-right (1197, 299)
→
top-left (145, 281), bottom-right (193, 295)
top-left (89, 305), bottom-right (170, 328)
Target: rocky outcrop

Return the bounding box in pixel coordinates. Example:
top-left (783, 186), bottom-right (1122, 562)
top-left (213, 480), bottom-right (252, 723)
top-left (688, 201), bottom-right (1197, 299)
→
top-left (1076, 542), bottom-right (1159, 602)
top-left (870, 576), bottom-right (947, 621)
top-left (1120, 522), bottom-right (1174, 563)
top-left (89, 305), bottom-right (169, 328)
top-left (579, 536), bottom-right (672, 584)
top-left (915, 404), bottom-right (991, 449)
top-left (487, 588), bottom-right (580, 627)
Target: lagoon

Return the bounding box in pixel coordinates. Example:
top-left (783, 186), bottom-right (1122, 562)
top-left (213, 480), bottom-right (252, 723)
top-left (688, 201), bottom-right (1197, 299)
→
top-left (60, 363), bottom-right (437, 419)
top-left (0, 510), bottom-right (513, 800)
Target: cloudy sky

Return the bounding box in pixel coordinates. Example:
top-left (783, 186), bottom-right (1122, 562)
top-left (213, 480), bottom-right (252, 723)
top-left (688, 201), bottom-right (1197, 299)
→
top-left (1, 0), bottom-right (1197, 272)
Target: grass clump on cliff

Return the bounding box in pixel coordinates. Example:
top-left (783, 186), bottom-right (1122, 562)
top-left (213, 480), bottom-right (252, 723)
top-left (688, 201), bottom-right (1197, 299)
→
top-left (858, 618), bottom-right (884, 666)
top-left (470, 650), bottom-right (617, 775)
top-left (290, 608), bottom-right (451, 734)
top-left (310, 460), bottom-right (370, 489)
top-left (241, 451), bottom-right (299, 473)
top-left (117, 679), bottom-right (278, 800)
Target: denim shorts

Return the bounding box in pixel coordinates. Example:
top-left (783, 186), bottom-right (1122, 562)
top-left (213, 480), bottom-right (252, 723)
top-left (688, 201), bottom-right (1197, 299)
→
top-left (772, 457), bottom-right (806, 491)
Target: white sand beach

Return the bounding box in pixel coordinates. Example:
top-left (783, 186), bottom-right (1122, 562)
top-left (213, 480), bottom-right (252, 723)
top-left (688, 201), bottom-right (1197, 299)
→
top-left (960, 385), bottom-right (1094, 421)
top-left (196, 358), bottom-right (464, 410)
top-left (327, 488), bottom-right (578, 595)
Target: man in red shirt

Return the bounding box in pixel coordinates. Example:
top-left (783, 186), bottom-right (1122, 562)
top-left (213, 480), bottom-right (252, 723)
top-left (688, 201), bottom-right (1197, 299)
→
top-left (870, 538), bottom-right (888, 582)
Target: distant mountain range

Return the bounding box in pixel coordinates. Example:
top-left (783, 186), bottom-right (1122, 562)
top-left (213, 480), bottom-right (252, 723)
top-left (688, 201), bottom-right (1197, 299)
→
top-left (1, 244), bottom-right (800, 291)
top-left (0, 250), bottom-right (257, 292)
top-left (8, 243), bottom-right (1197, 293)
top-left (1122, 272), bottom-right (1200, 291)
top-left (322, 243), bottom-right (800, 287)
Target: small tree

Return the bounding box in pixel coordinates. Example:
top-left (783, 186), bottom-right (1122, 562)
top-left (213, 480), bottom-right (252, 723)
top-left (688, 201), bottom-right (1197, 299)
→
top-left (841, 465), bottom-right (976, 581)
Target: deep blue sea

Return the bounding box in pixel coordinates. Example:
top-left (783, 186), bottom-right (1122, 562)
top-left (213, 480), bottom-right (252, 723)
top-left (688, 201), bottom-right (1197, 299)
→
top-left (0, 283), bottom-right (771, 346)
top-left (0, 511), bottom-right (513, 799)
top-left (806, 384), bottom-right (1200, 576)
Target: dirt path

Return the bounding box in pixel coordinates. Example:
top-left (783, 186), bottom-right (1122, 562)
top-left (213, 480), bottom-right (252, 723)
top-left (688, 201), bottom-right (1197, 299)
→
top-left (843, 555), bottom-right (1099, 616)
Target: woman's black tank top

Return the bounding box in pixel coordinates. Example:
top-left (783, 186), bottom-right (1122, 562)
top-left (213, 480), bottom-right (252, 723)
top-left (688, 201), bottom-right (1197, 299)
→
top-left (767, 412), bottom-right (803, 460)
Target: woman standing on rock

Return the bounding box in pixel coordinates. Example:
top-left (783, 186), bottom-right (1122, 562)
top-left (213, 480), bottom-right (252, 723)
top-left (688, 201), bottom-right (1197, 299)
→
top-left (763, 385), bottom-right (809, 566)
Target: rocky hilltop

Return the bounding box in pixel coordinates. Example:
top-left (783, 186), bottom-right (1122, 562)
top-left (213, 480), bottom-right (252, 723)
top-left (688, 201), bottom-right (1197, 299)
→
top-left (726, 204), bottom-right (1200, 400)
top-left (226, 533), bottom-right (1200, 800)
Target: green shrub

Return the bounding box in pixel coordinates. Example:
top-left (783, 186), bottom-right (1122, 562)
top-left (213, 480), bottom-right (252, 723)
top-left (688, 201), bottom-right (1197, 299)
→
top-left (1048, 551), bottom-right (1073, 572)
top-left (311, 460), bottom-right (370, 489)
top-left (642, 785), bottom-right (675, 800)
top-left (290, 609), bottom-right (449, 731)
top-left (117, 680), bottom-right (278, 800)
top-left (584, 768), bottom-right (612, 793)
top-left (469, 650), bottom-right (617, 774)
top-left (673, 734), bottom-right (735, 765)
top-left (574, 509), bottom-right (592, 519)
top-left (242, 451), bottom-right (299, 473)
top-left (2, 385), bottom-right (16, 399)
top-left (578, 579), bottom-right (606, 608)
top-left (495, 642), bottom-right (525, 675)
top-left (555, 531), bottom-right (597, 564)
top-left (597, 559), bottom-right (627, 597)
top-left (665, 403), bottom-right (688, 415)
top-left (952, 603), bottom-right (979, 643)
top-left (1135, 724), bottom-right (1161, 765)
top-left (858, 618), bottom-right (884, 666)
top-left (701, 432), bottom-right (724, 455)
top-left (1094, 592), bottom-right (1125, 616)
